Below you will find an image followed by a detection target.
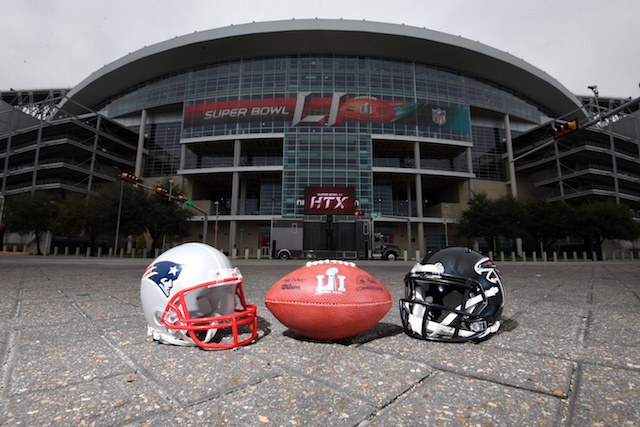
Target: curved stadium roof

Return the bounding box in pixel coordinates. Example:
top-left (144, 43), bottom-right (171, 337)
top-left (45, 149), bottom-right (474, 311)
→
top-left (59, 19), bottom-right (583, 117)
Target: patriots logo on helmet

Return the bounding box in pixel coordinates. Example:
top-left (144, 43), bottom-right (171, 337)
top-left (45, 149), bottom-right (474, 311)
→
top-left (143, 261), bottom-right (183, 297)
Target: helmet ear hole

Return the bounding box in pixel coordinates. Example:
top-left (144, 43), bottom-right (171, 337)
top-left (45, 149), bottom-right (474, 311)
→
top-left (154, 311), bottom-right (164, 326)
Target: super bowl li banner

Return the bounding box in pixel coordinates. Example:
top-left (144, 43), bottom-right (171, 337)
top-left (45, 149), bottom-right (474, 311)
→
top-left (184, 92), bottom-right (469, 130)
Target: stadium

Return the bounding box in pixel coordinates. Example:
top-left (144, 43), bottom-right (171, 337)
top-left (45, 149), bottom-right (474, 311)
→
top-left (1, 19), bottom-right (639, 258)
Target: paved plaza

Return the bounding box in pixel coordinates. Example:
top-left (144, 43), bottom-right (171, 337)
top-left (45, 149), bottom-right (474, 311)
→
top-left (0, 255), bottom-right (639, 426)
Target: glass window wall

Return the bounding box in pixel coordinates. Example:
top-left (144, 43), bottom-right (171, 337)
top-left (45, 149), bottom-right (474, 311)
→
top-left (97, 53), bottom-right (553, 211)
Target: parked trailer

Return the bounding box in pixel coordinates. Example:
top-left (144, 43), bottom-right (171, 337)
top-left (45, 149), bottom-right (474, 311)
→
top-left (270, 219), bottom-right (305, 260)
top-left (271, 218), bottom-right (400, 260)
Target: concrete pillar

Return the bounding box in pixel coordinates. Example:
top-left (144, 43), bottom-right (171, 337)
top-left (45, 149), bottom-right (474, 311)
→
top-left (135, 109), bottom-right (147, 177)
top-left (414, 141), bottom-right (425, 255)
top-left (229, 139), bottom-right (241, 255)
top-left (504, 114), bottom-right (522, 256)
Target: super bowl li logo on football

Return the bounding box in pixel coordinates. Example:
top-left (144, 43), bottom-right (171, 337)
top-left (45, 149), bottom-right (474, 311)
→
top-left (315, 266), bottom-right (347, 295)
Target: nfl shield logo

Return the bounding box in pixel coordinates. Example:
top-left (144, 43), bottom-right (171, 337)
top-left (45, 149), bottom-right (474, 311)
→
top-left (432, 108), bottom-right (446, 125)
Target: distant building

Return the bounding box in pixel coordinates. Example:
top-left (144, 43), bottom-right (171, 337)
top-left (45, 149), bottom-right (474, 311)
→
top-left (0, 92), bottom-right (138, 197)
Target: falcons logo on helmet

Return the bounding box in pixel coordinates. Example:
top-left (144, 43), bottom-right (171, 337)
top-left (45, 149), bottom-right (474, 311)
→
top-left (474, 258), bottom-right (502, 285)
top-left (143, 261), bottom-right (183, 297)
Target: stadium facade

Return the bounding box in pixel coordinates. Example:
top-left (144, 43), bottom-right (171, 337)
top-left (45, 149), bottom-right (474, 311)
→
top-left (1, 19), bottom-right (639, 257)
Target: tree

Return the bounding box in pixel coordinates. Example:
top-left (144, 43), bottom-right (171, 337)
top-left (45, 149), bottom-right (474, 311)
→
top-left (99, 182), bottom-right (148, 247)
top-left (524, 201), bottom-right (575, 255)
top-left (574, 201), bottom-right (640, 259)
top-left (4, 191), bottom-right (59, 255)
top-left (457, 192), bottom-right (502, 251)
top-left (53, 190), bottom-right (116, 254)
top-left (457, 193), bottom-right (527, 252)
top-left (3, 179), bottom-right (194, 256)
top-left (143, 180), bottom-right (192, 252)
top-left (493, 195), bottom-right (527, 240)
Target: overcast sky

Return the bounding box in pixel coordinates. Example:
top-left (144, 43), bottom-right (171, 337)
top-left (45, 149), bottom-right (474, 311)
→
top-left (1, 0), bottom-right (638, 99)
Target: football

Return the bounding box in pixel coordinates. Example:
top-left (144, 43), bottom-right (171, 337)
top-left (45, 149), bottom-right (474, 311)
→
top-left (265, 260), bottom-right (392, 340)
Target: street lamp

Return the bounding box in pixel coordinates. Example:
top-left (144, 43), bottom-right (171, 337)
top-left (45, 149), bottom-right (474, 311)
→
top-left (162, 179), bottom-right (173, 252)
top-left (443, 203), bottom-right (449, 247)
top-left (214, 201), bottom-right (219, 248)
top-left (115, 179), bottom-right (123, 253)
top-left (588, 85), bottom-right (600, 122)
top-left (405, 199), bottom-right (411, 258)
top-left (112, 166), bottom-right (125, 255)
top-left (0, 195), bottom-right (5, 248)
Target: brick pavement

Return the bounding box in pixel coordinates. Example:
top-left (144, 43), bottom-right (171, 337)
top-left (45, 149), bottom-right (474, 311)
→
top-left (0, 256), bottom-right (638, 426)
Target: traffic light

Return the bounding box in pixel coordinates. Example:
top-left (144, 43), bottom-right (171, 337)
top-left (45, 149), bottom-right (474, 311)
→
top-left (120, 172), bottom-right (140, 183)
top-left (554, 120), bottom-right (579, 139)
top-left (176, 194), bottom-right (188, 203)
top-left (156, 186), bottom-right (168, 196)
top-left (354, 211), bottom-right (365, 216)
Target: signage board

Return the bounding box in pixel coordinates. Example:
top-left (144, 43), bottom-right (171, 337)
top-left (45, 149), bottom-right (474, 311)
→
top-left (304, 187), bottom-right (355, 216)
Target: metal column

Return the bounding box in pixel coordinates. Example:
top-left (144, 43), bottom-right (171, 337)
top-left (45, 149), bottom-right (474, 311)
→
top-left (31, 118), bottom-right (44, 196)
top-left (87, 115), bottom-right (101, 194)
top-left (608, 120), bottom-right (620, 205)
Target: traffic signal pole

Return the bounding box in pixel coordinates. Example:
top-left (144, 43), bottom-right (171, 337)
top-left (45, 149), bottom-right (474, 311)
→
top-left (119, 172), bottom-right (208, 244)
top-left (512, 95), bottom-right (640, 164)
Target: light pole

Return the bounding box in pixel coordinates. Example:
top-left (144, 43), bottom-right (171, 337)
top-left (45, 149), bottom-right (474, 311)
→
top-left (0, 194), bottom-right (5, 248)
top-left (405, 199), bottom-right (411, 258)
top-left (162, 180), bottom-right (173, 252)
top-left (443, 203), bottom-right (449, 247)
top-left (588, 85), bottom-right (600, 120)
top-left (214, 201), bottom-right (219, 249)
top-left (114, 179), bottom-right (123, 253)
top-left (112, 166), bottom-right (125, 255)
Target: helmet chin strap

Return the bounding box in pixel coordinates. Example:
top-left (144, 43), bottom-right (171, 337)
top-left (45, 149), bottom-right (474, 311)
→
top-left (486, 320), bottom-right (501, 335)
top-left (149, 326), bottom-right (193, 346)
top-left (439, 286), bottom-right (499, 327)
top-left (410, 285), bottom-right (428, 318)
top-left (203, 328), bottom-right (218, 343)
top-left (408, 315), bottom-right (500, 339)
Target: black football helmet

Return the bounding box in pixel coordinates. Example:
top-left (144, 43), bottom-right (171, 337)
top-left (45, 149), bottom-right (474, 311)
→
top-left (400, 247), bottom-right (505, 342)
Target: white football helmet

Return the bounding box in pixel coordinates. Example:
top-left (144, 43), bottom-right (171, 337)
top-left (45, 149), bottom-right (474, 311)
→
top-left (141, 243), bottom-right (257, 349)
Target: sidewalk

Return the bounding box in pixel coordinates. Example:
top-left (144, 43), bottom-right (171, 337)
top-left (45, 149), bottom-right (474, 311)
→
top-left (1, 256), bottom-right (638, 426)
